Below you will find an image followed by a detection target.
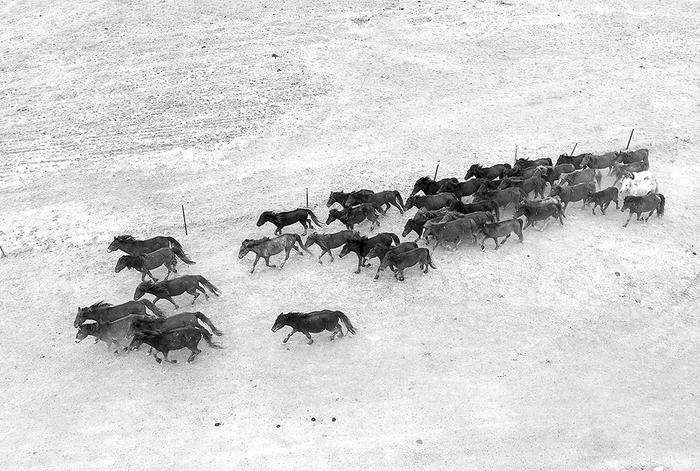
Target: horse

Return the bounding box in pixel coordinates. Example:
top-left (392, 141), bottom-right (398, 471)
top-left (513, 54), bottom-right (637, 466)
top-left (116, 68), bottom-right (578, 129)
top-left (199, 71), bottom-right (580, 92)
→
top-left (326, 190), bottom-right (374, 208)
top-left (131, 311), bottom-right (223, 339)
top-left (75, 320), bottom-right (134, 354)
top-left (436, 179), bottom-right (485, 199)
top-left (555, 153), bottom-right (589, 169)
top-left (615, 148), bottom-right (649, 165)
top-left (345, 190), bottom-right (405, 214)
top-left (549, 182), bottom-right (596, 212)
top-left (584, 187), bottom-right (619, 215)
top-left (423, 211), bottom-right (493, 245)
top-left (473, 186), bottom-right (524, 208)
top-left (256, 208), bottom-right (323, 236)
top-left (478, 218), bottom-right (524, 250)
top-left (425, 218), bottom-right (479, 249)
top-left (514, 157), bottom-right (553, 169)
top-left (271, 310), bottom-right (356, 345)
top-left (535, 164), bottom-right (575, 186)
top-left (581, 152), bottom-right (617, 174)
top-left (612, 160), bottom-right (649, 184)
top-left (513, 201), bottom-right (564, 230)
top-left (449, 199), bottom-right (500, 221)
top-left (401, 209), bottom-right (448, 240)
top-left (620, 194), bottom-right (665, 227)
top-left (617, 171), bottom-right (659, 196)
top-left (366, 242), bottom-right (419, 268)
top-left (133, 275), bottom-right (220, 309)
top-left (375, 248), bottom-right (436, 281)
top-left (464, 164), bottom-right (510, 180)
top-left (326, 204), bottom-right (380, 230)
top-left (557, 168), bottom-right (601, 188)
top-left (497, 175), bottom-right (546, 199)
top-left (107, 235), bottom-right (185, 256)
top-left (404, 193), bottom-right (458, 211)
top-left (339, 232), bottom-right (400, 274)
top-left (410, 176), bottom-right (460, 196)
top-left (303, 230), bottom-right (361, 263)
top-left (239, 234), bottom-right (309, 273)
top-left (115, 247), bottom-right (194, 282)
top-left (130, 327), bottom-right (222, 363)
top-left (74, 300), bottom-right (164, 328)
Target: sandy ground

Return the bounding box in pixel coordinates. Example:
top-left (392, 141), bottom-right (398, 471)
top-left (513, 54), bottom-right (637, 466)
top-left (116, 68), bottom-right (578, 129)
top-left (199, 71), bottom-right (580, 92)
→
top-left (1, 0), bottom-right (699, 469)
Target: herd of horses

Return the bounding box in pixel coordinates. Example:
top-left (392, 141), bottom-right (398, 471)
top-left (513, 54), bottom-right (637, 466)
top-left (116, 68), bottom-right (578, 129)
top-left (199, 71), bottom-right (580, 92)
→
top-left (73, 147), bottom-right (666, 363)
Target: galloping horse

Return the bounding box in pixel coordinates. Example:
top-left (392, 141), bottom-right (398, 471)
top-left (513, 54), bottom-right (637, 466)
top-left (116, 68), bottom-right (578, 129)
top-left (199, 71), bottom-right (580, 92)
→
top-left (271, 310), bottom-right (356, 345)
top-left (620, 194), bottom-right (665, 227)
top-left (115, 247), bottom-right (195, 282)
top-left (74, 300), bottom-right (164, 328)
top-left (256, 208), bottom-right (323, 236)
top-left (107, 235), bottom-right (185, 256)
top-left (134, 275), bottom-right (220, 308)
top-left (238, 234), bottom-right (310, 273)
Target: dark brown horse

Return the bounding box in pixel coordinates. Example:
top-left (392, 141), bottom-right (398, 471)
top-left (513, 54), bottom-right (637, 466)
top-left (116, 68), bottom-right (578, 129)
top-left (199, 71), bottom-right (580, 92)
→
top-left (107, 235), bottom-right (185, 256)
top-left (345, 190), bottom-right (405, 214)
top-left (271, 310), bottom-right (356, 345)
top-left (550, 182), bottom-right (596, 212)
top-left (581, 152), bottom-right (617, 174)
top-left (449, 200), bottom-right (500, 221)
top-left (238, 234), bottom-right (310, 273)
top-left (513, 201), bottom-right (564, 230)
top-left (339, 232), bottom-right (400, 274)
top-left (465, 164), bottom-right (511, 180)
top-left (131, 311), bottom-right (223, 339)
top-left (584, 187), bottom-right (619, 215)
top-left (133, 275), bottom-right (220, 308)
top-left (615, 148), bottom-right (649, 165)
top-left (410, 176), bottom-right (460, 196)
top-left (115, 247), bottom-right (195, 282)
top-left (326, 204), bottom-right (380, 230)
top-left (437, 179), bottom-right (487, 198)
top-left (620, 194), bottom-right (665, 227)
top-left (303, 230), bottom-right (361, 263)
top-left (74, 300), bottom-right (164, 328)
top-left (473, 186), bottom-right (524, 208)
top-left (556, 153), bottom-right (588, 169)
top-left (557, 168), bottom-right (601, 188)
top-left (326, 190), bottom-right (374, 208)
top-left (130, 327), bottom-right (223, 363)
top-left (375, 248), bottom-right (436, 281)
top-left (404, 193), bottom-right (458, 211)
top-left (256, 208), bottom-right (323, 236)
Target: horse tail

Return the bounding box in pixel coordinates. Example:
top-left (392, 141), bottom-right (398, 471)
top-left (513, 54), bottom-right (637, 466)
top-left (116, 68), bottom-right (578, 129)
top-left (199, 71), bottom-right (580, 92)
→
top-left (305, 209), bottom-right (323, 227)
top-left (657, 194), bottom-right (665, 217)
top-left (200, 329), bottom-right (224, 349)
top-left (139, 299), bottom-right (165, 318)
top-left (197, 276), bottom-right (220, 296)
top-left (337, 312), bottom-right (357, 335)
top-left (166, 237), bottom-right (183, 251)
top-left (427, 250), bottom-right (437, 269)
top-left (194, 312), bottom-right (224, 336)
top-left (389, 233), bottom-right (400, 246)
top-left (172, 246), bottom-right (196, 264)
top-left (394, 190), bottom-right (405, 210)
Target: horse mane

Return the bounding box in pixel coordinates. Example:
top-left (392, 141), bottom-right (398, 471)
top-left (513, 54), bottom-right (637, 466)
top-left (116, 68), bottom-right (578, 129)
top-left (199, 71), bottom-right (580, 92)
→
top-left (85, 300), bottom-right (112, 312)
top-left (118, 255), bottom-right (142, 269)
top-left (115, 235), bottom-right (136, 243)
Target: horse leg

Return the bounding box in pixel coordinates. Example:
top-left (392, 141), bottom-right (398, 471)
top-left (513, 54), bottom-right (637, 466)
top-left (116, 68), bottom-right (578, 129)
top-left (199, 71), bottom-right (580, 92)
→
top-left (145, 270), bottom-right (158, 282)
top-left (645, 210), bottom-right (655, 221)
top-left (303, 331), bottom-right (314, 345)
top-left (523, 219), bottom-right (532, 230)
top-left (591, 204), bottom-right (597, 215)
top-left (623, 211), bottom-right (633, 227)
top-left (279, 249), bottom-right (293, 268)
top-left (354, 256), bottom-right (362, 274)
top-left (493, 237), bottom-right (500, 250)
top-left (264, 256), bottom-right (277, 269)
top-left (283, 329), bottom-right (297, 343)
top-left (301, 220), bottom-right (308, 236)
top-left (186, 344), bottom-right (201, 363)
top-left (188, 289), bottom-right (200, 305)
top-left (197, 284), bottom-right (210, 300)
top-left (166, 296), bottom-right (179, 309)
top-left (163, 351), bottom-right (177, 364)
top-left (392, 201), bottom-right (403, 214)
top-left (318, 249), bottom-right (326, 264)
top-left (500, 234), bottom-right (512, 246)
top-left (250, 255), bottom-right (261, 274)
top-left (275, 225), bottom-right (282, 235)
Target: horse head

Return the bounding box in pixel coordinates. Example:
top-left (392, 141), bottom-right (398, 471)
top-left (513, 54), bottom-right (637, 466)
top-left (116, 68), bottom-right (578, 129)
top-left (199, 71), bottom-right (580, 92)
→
top-left (238, 240), bottom-right (255, 259)
top-left (75, 323), bottom-right (98, 343)
top-left (107, 237), bottom-right (120, 252)
top-left (271, 313), bottom-right (289, 332)
top-left (133, 281), bottom-right (154, 300)
top-left (256, 212), bottom-right (273, 227)
top-left (74, 306), bottom-right (86, 328)
top-left (325, 209), bottom-right (341, 225)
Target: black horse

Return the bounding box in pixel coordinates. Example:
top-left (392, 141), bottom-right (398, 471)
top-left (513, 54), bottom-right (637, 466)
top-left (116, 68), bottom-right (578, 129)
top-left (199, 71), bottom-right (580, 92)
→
top-left (464, 164), bottom-right (511, 180)
top-left (256, 208), bottom-right (323, 236)
top-left (410, 176), bottom-right (460, 196)
top-left (271, 310), bottom-right (356, 345)
top-left (339, 232), bottom-right (400, 273)
top-left (555, 153), bottom-right (589, 169)
top-left (133, 275), bottom-right (220, 308)
top-left (326, 190), bottom-right (374, 208)
top-left (620, 194), bottom-right (665, 227)
top-left (107, 235), bottom-right (185, 256)
top-left (326, 205), bottom-right (380, 230)
top-left (513, 201), bottom-right (564, 230)
top-left (303, 230), bottom-right (361, 263)
top-left (345, 190), bottom-right (405, 214)
top-left (130, 327), bottom-right (223, 363)
top-left (449, 199), bottom-right (500, 220)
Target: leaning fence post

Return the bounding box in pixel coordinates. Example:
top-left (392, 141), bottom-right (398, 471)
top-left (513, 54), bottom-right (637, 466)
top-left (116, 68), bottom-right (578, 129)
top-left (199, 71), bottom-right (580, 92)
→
top-left (434, 161), bottom-right (440, 180)
top-left (305, 188), bottom-right (309, 208)
top-left (570, 142), bottom-right (578, 156)
top-left (0, 244), bottom-right (6, 258)
top-left (626, 129), bottom-right (635, 150)
top-left (514, 145), bottom-right (518, 165)
top-left (181, 205), bottom-right (188, 236)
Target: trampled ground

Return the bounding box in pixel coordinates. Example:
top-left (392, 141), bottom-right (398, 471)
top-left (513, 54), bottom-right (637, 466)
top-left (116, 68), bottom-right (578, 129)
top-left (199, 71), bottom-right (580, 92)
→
top-left (1, 0), bottom-right (699, 469)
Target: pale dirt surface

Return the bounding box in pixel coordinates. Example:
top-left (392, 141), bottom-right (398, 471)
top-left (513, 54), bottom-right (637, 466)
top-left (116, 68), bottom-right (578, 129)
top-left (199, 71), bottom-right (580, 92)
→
top-left (1, 0), bottom-right (699, 469)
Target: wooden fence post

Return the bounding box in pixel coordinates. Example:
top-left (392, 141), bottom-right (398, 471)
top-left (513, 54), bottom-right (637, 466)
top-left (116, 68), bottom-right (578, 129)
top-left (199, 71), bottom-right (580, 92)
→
top-left (306, 188), bottom-right (309, 208)
top-left (0, 245), bottom-right (5, 258)
top-left (181, 205), bottom-right (188, 236)
top-left (570, 142), bottom-right (578, 156)
top-left (626, 129), bottom-right (635, 150)
top-left (434, 161), bottom-right (440, 180)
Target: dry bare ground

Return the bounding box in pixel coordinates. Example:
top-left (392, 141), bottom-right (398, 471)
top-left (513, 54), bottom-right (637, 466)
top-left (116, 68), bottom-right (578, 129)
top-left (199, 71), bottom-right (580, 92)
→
top-left (1, 0), bottom-right (699, 469)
